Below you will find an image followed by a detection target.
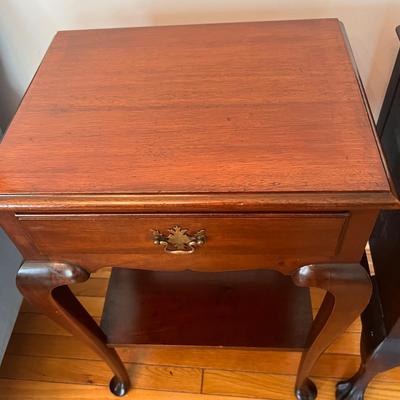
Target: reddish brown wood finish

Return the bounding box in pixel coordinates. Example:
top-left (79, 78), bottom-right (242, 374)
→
top-left (16, 213), bottom-right (347, 273)
top-left (100, 268), bottom-right (313, 349)
top-left (16, 262), bottom-right (130, 396)
top-left (0, 19), bottom-right (392, 197)
top-left (0, 193), bottom-right (397, 213)
top-left (0, 19), bottom-right (396, 400)
top-left (292, 263), bottom-right (372, 400)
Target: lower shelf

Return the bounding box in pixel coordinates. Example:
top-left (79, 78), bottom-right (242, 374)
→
top-left (100, 268), bottom-right (313, 350)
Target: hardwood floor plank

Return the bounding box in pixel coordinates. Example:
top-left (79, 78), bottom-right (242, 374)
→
top-left (362, 380), bottom-right (400, 400)
top-left (310, 288), bottom-right (325, 308)
top-left (1, 376), bottom-right (398, 400)
top-left (0, 379), bottom-right (252, 400)
top-left (13, 313), bottom-right (72, 336)
top-left (20, 296), bottom-right (105, 317)
top-left (6, 334), bottom-right (97, 360)
top-left (70, 277), bottom-right (109, 297)
top-left (203, 370), bottom-right (298, 400)
top-left (310, 288), bottom-right (361, 333)
top-left (0, 355), bottom-right (202, 393)
top-left (326, 331), bottom-right (360, 355)
top-left (346, 319), bottom-right (361, 333)
top-left (91, 267), bottom-right (111, 279)
top-left (203, 370), bottom-right (400, 400)
top-left (6, 334), bottom-right (301, 374)
top-left (13, 313), bottom-right (102, 336)
top-left (9, 333), bottom-right (400, 384)
top-left (5, 337), bottom-right (295, 377)
top-left (311, 309), bottom-right (361, 334)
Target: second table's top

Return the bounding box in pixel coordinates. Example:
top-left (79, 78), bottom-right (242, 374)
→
top-left (0, 19), bottom-right (391, 197)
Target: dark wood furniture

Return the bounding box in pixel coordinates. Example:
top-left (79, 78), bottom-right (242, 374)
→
top-left (337, 26), bottom-right (400, 400)
top-left (0, 20), bottom-right (397, 399)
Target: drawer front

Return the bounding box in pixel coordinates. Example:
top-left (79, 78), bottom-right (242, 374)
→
top-left (17, 213), bottom-right (349, 272)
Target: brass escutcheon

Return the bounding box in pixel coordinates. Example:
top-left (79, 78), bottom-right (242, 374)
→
top-left (151, 225), bottom-right (206, 254)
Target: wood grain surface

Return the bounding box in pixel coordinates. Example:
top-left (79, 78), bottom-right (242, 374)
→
top-left (16, 212), bottom-right (347, 272)
top-left (0, 19), bottom-right (390, 196)
top-left (100, 268), bottom-right (313, 348)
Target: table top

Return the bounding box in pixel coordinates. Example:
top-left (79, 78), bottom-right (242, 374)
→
top-left (0, 19), bottom-right (393, 201)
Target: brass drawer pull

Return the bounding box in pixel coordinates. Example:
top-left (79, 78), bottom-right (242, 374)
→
top-left (152, 225), bottom-right (206, 254)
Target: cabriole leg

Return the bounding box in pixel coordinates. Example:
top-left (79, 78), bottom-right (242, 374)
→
top-left (292, 264), bottom-right (372, 400)
top-left (16, 261), bottom-right (130, 396)
top-left (336, 337), bottom-right (400, 400)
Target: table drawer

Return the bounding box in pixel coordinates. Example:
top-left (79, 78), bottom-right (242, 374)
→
top-left (17, 213), bottom-right (349, 272)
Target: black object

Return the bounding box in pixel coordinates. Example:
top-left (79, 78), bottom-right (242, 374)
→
top-left (336, 27), bottom-right (400, 400)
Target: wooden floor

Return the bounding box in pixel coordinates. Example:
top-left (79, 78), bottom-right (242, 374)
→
top-left (1, 267), bottom-right (400, 400)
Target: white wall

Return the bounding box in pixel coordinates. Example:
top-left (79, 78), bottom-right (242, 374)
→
top-left (0, 0), bottom-right (400, 130)
top-left (0, 229), bottom-right (22, 364)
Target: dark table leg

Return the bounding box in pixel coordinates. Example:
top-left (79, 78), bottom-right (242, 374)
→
top-left (336, 231), bottom-right (400, 400)
top-left (16, 261), bottom-right (130, 396)
top-left (292, 263), bottom-right (372, 400)
top-left (337, 335), bottom-right (400, 400)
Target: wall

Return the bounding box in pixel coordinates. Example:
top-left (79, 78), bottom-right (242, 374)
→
top-left (0, 230), bottom-right (22, 364)
top-left (0, 0), bottom-right (400, 130)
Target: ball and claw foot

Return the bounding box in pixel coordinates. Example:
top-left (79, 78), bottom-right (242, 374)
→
top-left (336, 380), bottom-right (365, 400)
top-left (109, 376), bottom-right (129, 397)
top-left (295, 379), bottom-right (318, 400)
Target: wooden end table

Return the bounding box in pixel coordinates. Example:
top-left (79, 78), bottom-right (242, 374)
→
top-left (0, 20), bottom-right (397, 399)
